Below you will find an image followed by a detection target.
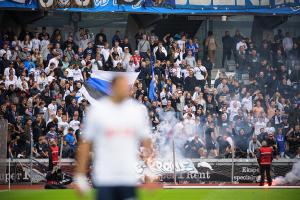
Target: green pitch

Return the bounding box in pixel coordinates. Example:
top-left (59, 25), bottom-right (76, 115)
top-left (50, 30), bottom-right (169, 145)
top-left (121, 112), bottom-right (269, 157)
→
top-left (1, 189), bottom-right (300, 200)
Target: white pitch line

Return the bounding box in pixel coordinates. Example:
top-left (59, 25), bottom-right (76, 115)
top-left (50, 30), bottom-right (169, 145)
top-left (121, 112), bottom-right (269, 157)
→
top-left (163, 185), bottom-right (300, 189)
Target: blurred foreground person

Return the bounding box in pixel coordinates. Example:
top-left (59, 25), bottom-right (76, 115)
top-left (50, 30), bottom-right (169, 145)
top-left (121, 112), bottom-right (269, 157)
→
top-left (257, 140), bottom-right (273, 186)
top-left (74, 75), bottom-right (152, 200)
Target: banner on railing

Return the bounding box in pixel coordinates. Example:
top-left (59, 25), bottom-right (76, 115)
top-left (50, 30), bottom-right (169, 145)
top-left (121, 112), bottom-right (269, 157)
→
top-left (117, 0), bottom-right (140, 5)
top-left (64, 0), bottom-right (300, 14)
top-left (0, 0), bottom-right (38, 9)
top-left (38, 0), bottom-right (93, 9)
top-left (0, 159), bottom-right (295, 184)
top-left (1, 0), bottom-right (300, 13)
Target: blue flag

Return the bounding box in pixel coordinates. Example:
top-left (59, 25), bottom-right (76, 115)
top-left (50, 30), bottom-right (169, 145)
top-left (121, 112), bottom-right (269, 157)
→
top-left (149, 56), bottom-right (157, 102)
top-left (80, 70), bottom-right (139, 104)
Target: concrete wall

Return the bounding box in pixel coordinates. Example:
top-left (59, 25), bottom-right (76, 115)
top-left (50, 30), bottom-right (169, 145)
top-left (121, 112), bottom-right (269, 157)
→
top-left (194, 15), bottom-right (300, 68)
top-left (27, 12), bottom-right (128, 45)
top-left (194, 16), bottom-right (253, 68)
top-left (276, 16), bottom-right (300, 38)
top-left (23, 13), bottom-right (300, 65)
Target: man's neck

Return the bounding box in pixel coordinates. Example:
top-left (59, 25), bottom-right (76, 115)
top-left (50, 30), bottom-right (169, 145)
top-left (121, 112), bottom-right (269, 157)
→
top-left (110, 96), bottom-right (126, 104)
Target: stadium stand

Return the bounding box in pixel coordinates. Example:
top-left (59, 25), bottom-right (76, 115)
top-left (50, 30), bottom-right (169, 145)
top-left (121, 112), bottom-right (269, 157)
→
top-left (0, 26), bottom-right (299, 164)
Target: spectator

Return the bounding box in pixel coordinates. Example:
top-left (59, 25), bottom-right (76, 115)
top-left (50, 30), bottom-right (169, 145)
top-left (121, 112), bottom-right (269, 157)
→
top-left (205, 31), bottom-right (218, 66)
top-left (194, 59), bottom-right (207, 92)
top-left (46, 124), bottom-right (57, 140)
top-left (0, 26), bottom-right (298, 162)
top-left (138, 34), bottom-right (150, 59)
top-left (64, 127), bottom-right (77, 158)
top-left (222, 31), bottom-right (234, 69)
top-left (248, 135), bottom-right (261, 158)
top-left (184, 135), bottom-right (204, 158)
top-left (287, 124), bottom-right (300, 158)
top-left (282, 32), bottom-right (293, 56)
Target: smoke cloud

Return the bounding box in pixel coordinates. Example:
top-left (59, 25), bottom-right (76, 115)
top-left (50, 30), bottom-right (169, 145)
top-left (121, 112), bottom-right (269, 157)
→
top-left (273, 161), bottom-right (300, 186)
top-left (155, 109), bottom-right (185, 159)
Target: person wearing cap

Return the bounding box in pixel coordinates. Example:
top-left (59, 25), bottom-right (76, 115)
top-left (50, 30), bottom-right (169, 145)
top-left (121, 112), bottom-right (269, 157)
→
top-left (257, 140), bottom-right (273, 186)
top-left (122, 47), bottom-right (132, 66)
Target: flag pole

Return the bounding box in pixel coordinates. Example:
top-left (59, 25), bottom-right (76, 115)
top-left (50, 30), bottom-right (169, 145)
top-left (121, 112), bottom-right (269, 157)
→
top-left (30, 128), bottom-right (33, 186)
top-left (59, 135), bottom-right (64, 168)
top-left (172, 138), bottom-right (177, 184)
top-left (8, 157), bottom-right (11, 190)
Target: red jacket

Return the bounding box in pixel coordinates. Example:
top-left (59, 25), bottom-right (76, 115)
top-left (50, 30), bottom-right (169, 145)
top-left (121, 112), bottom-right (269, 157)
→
top-left (50, 146), bottom-right (59, 166)
top-left (259, 146), bottom-right (273, 165)
top-left (130, 55), bottom-right (141, 66)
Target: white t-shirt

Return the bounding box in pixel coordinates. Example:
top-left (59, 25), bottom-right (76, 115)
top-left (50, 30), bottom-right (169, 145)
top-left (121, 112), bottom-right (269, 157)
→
top-left (69, 119), bottom-right (80, 132)
top-left (183, 118), bottom-right (196, 139)
top-left (82, 97), bottom-right (150, 186)
top-left (254, 121), bottom-right (267, 135)
top-left (242, 96), bottom-right (252, 112)
top-left (125, 63), bottom-right (137, 72)
top-left (91, 59), bottom-right (103, 72)
top-left (4, 67), bottom-right (15, 77)
top-left (236, 41), bottom-right (247, 51)
top-left (48, 103), bottom-right (57, 116)
top-left (32, 38), bottom-right (40, 50)
top-left (40, 39), bottom-right (50, 50)
top-left (226, 136), bottom-right (234, 148)
top-left (72, 69), bottom-right (83, 81)
top-left (194, 66), bottom-right (207, 80)
top-left (5, 78), bottom-right (17, 89)
top-left (177, 40), bottom-right (186, 51)
top-left (101, 48), bottom-right (110, 62)
top-left (58, 121), bottom-right (69, 135)
top-left (48, 57), bottom-right (59, 68)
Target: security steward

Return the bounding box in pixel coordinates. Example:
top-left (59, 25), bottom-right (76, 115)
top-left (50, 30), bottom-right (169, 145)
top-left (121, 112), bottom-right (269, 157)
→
top-left (48, 138), bottom-right (59, 171)
top-left (257, 140), bottom-right (273, 186)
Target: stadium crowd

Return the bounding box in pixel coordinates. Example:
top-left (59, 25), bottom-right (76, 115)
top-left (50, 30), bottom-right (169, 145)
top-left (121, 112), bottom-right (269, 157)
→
top-left (0, 27), bottom-right (300, 160)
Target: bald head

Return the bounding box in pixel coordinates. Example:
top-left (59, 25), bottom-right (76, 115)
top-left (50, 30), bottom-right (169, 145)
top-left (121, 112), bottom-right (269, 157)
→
top-left (111, 76), bottom-right (130, 103)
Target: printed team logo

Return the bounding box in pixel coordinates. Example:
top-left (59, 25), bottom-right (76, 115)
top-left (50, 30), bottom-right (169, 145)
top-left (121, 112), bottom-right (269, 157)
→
top-left (94, 0), bottom-right (142, 9)
top-left (291, 6), bottom-right (300, 12)
top-left (132, 0), bottom-right (143, 8)
top-left (56, 0), bottom-right (70, 7)
top-left (39, 0), bottom-right (54, 8)
top-left (75, 0), bottom-right (91, 6)
top-left (94, 0), bottom-right (109, 7)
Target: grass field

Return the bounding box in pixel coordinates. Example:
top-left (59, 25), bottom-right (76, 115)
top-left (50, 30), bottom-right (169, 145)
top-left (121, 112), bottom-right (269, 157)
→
top-left (1, 189), bottom-right (300, 200)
